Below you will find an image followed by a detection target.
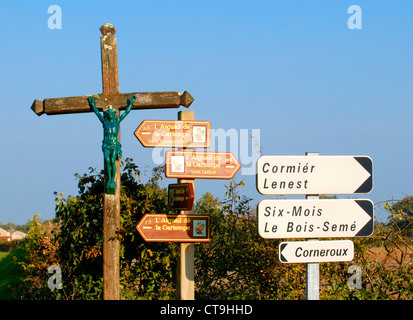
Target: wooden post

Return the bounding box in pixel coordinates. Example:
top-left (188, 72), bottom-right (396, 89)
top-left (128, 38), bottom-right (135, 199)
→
top-left (100, 24), bottom-right (121, 300)
top-left (176, 110), bottom-right (195, 300)
top-left (103, 191), bottom-right (120, 300)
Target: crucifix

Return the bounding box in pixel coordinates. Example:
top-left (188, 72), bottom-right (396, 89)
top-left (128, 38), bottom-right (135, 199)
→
top-left (31, 23), bottom-right (194, 300)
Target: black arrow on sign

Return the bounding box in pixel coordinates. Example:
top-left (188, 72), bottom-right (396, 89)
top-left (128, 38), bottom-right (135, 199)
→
top-left (354, 157), bottom-right (373, 193)
top-left (355, 199), bottom-right (374, 236)
top-left (279, 243), bottom-right (288, 263)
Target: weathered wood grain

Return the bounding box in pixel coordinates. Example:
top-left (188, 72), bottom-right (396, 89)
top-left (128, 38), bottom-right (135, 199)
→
top-left (32, 91), bottom-right (193, 116)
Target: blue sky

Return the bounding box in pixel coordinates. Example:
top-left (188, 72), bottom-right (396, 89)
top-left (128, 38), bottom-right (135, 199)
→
top-left (1, 1), bottom-right (412, 225)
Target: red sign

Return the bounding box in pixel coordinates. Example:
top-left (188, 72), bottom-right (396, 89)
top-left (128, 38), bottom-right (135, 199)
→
top-left (134, 120), bottom-right (211, 148)
top-left (165, 151), bottom-right (241, 179)
top-left (136, 214), bottom-right (210, 242)
top-left (168, 183), bottom-right (195, 211)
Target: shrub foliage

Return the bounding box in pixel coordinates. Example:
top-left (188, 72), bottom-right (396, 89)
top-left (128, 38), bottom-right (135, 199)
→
top-left (14, 159), bottom-right (413, 300)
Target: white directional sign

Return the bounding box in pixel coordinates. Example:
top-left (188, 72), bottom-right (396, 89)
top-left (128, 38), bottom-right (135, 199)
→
top-left (279, 240), bottom-right (354, 263)
top-left (256, 156), bottom-right (373, 195)
top-left (258, 199), bottom-right (374, 239)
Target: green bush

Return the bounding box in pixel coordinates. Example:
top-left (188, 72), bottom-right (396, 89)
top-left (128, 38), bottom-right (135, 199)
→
top-left (15, 215), bottom-right (61, 299)
top-left (0, 239), bottom-right (23, 252)
top-left (14, 159), bottom-right (413, 300)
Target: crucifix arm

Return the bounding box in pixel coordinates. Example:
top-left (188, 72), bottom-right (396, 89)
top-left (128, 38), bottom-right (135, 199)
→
top-left (119, 95), bottom-right (136, 122)
top-left (88, 97), bottom-right (105, 123)
top-left (31, 91), bottom-right (193, 116)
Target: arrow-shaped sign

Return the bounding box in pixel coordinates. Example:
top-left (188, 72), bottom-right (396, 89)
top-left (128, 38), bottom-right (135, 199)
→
top-left (136, 214), bottom-right (210, 242)
top-left (279, 240), bottom-right (354, 263)
top-left (165, 150), bottom-right (241, 179)
top-left (134, 120), bottom-right (211, 148)
top-left (258, 199), bottom-right (374, 239)
top-left (256, 156), bottom-right (373, 195)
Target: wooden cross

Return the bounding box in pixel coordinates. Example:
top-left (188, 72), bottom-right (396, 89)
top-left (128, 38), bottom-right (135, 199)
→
top-left (31, 23), bottom-right (194, 300)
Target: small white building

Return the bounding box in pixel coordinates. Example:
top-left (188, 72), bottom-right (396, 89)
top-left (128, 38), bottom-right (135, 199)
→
top-left (0, 228), bottom-right (11, 241)
top-left (10, 230), bottom-right (27, 240)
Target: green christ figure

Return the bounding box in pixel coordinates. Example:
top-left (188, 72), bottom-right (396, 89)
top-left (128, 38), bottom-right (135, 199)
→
top-left (88, 96), bottom-right (136, 194)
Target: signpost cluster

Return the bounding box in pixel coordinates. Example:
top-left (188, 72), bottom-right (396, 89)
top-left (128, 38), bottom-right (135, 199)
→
top-left (134, 117), bottom-right (241, 244)
top-left (256, 152), bottom-right (374, 299)
top-left (134, 111), bottom-right (241, 300)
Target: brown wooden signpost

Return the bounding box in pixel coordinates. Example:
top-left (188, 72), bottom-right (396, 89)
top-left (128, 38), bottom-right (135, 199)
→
top-left (30, 23), bottom-right (193, 300)
top-left (168, 183), bottom-right (195, 211)
top-left (134, 120), bottom-right (211, 148)
top-left (135, 109), bottom-right (242, 299)
top-left (136, 214), bottom-right (210, 242)
top-left (165, 150), bottom-right (241, 179)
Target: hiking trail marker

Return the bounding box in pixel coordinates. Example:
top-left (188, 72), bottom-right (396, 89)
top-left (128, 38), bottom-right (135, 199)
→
top-left (134, 108), bottom-right (242, 299)
top-left (165, 150), bottom-right (241, 179)
top-left (136, 214), bottom-right (210, 242)
top-left (30, 23), bottom-right (193, 300)
top-left (134, 120), bottom-right (211, 148)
